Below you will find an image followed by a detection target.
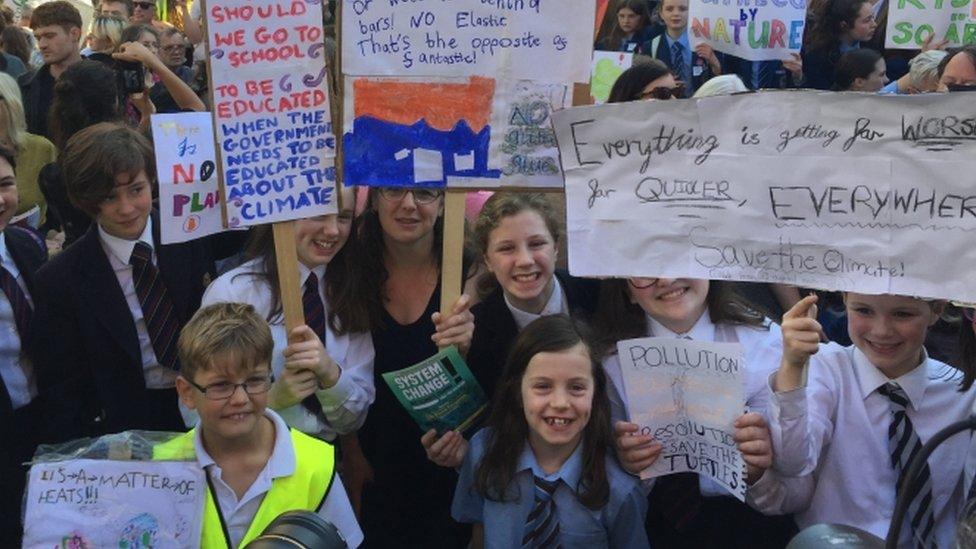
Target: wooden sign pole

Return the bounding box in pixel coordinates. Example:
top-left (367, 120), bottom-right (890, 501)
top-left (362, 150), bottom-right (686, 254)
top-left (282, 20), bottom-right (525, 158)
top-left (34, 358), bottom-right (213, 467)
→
top-left (438, 190), bottom-right (467, 320)
top-left (272, 221), bottom-right (305, 334)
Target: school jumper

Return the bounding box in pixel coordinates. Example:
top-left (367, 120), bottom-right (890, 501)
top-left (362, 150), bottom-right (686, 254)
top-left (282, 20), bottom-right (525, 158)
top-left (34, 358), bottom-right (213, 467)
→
top-left (33, 212), bottom-right (213, 442)
top-left (200, 257), bottom-right (375, 440)
top-left (602, 312), bottom-right (797, 549)
top-left (754, 345), bottom-right (975, 546)
top-left (453, 428), bottom-right (650, 548)
top-left (467, 270), bottom-right (599, 400)
top-left (0, 227), bottom-right (47, 548)
top-left (154, 409), bottom-right (363, 548)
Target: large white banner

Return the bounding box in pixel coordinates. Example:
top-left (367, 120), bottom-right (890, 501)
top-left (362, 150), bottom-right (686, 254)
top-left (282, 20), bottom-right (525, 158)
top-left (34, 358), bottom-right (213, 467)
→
top-left (552, 91), bottom-right (976, 303)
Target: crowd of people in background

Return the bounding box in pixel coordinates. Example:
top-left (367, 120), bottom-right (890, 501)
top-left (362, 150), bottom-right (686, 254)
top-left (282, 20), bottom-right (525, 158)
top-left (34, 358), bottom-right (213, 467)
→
top-left (0, 0), bottom-right (972, 547)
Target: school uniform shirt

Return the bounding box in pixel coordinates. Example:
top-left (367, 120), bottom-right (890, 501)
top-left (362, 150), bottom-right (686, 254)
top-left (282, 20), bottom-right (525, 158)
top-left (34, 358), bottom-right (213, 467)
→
top-left (505, 275), bottom-right (568, 331)
top-left (602, 311), bottom-right (782, 497)
top-left (759, 344), bottom-right (974, 546)
top-left (98, 217), bottom-right (177, 390)
top-left (453, 429), bottom-right (650, 548)
top-left (0, 233), bottom-right (34, 409)
top-left (191, 408), bottom-right (363, 548)
top-left (200, 257), bottom-right (375, 441)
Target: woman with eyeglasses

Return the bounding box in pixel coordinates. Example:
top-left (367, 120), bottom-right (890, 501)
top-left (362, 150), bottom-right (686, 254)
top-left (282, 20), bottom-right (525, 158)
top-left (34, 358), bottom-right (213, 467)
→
top-left (800, 0), bottom-right (879, 90)
top-left (594, 277), bottom-right (797, 548)
top-left (198, 185), bottom-right (375, 445)
top-left (608, 57), bottom-right (684, 102)
top-left (342, 186), bottom-right (476, 548)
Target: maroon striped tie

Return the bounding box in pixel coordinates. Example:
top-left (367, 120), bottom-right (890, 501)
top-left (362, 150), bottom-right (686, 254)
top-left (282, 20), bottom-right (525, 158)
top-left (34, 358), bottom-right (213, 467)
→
top-left (0, 264), bottom-right (31, 340)
top-left (130, 242), bottom-right (180, 370)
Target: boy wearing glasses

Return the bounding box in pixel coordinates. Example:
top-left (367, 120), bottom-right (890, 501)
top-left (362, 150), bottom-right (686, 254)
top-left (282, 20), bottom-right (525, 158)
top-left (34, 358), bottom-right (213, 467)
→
top-left (158, 302), bottom-right (362, 548)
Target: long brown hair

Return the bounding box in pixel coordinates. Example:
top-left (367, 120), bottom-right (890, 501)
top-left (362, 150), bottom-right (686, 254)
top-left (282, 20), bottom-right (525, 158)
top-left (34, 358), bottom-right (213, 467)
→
top-left (474, 314), bottom-right (612, 510)
top-left (592, 279), bottom-right (767, 356)
top-left (805, 0), bottom-right (871, 54)
top-left (596, 0), bottom-right (654, 50)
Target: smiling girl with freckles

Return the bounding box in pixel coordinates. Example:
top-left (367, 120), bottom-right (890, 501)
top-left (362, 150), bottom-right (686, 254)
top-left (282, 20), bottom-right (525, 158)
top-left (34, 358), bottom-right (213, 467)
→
top-left (594, 277), bottom-right (797, 548)
top-left (200, 184), bottom-right (375, 443)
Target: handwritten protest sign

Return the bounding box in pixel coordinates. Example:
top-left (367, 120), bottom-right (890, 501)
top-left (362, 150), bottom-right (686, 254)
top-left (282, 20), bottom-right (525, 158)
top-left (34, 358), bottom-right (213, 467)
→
top-left (553, 91), bottom-right (976, 303)
top-left (382, 346), bottom-right (487, 436)
top-left (23, 459), bottom-right (204, 548)
top-left (341, 0), bottom-right (591, 188)
top-left (206, 0), bottom-right (336, 226)
top-left (885, 0), bottom-right (976, 49)
top-left (690, 0), bottom-right (806, 60)
top-left (617, 337), bottom-right (747, 501)
top-left (152, 113), bottom-right (224, 244)
top-left (590, 51), bottom-right (633, 105)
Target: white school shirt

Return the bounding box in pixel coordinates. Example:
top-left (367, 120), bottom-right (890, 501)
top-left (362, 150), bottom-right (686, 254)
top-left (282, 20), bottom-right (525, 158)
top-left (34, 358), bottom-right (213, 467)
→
top-left (98, 218), bottom-right (177, 390)
top-left (757, 344), bottom-right (974, 547)
top-left (601, 311), bottom-right (783, 497)
top-left (504, 276), bottom-right (568, 331)
top-left (199, 257), bottom-right (375, 440)
top-left (0, 232), bottom-right (35, 408)
top-left (191, 409), bottom-right (363, 548)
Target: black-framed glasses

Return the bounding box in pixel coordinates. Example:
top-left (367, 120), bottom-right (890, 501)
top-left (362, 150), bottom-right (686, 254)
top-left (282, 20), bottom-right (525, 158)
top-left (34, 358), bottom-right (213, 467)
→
top-left (637, 84), bottom-right (684, 101)
top-left (628, 277), bottom-right (659, 289)
top-left (964, 308), bottom-right (976, 324)
top-left (378, 187), bottom-right (443, 205)
top-left (187, 374), bottom-right (275, 400)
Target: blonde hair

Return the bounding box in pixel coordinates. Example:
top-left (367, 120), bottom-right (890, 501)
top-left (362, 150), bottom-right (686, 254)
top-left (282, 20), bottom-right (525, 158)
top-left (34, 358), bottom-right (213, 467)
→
top-left (0, 73), bottom-right (26, 150)
top-left (177, 302), bottom-right (274, 380)
top-left (90, 14), bottom-right (126, 53)
top-left (693, 74), bottom-right (749, 98)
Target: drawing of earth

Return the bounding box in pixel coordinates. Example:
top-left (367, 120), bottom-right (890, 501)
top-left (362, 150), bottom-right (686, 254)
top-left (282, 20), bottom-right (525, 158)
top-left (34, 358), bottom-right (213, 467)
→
top-left (118, 513), bottom-right (159, 548)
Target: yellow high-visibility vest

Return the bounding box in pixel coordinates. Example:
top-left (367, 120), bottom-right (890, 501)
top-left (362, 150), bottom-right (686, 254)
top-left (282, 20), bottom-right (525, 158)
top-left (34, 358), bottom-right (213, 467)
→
top-left (154, 427), bottom-right (336, 548)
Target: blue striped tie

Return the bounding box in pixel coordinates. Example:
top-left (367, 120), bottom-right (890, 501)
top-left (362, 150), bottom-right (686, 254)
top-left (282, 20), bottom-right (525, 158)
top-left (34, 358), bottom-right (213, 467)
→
top-left (130, 242), bottom-right (180, 370)
top-left (522, 476), bottom-right (560, 548)
top-left (0, 263), bottom-right (30, 341)
top-left (878, 382), bottom-right (936, 548)
top-left (671, 42), bottom-right (688, 90)
top-left (300, 272), bottom-right (326, 418)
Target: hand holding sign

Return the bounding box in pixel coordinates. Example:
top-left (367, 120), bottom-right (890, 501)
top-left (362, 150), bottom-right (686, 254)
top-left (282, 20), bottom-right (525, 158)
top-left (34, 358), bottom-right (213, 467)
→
top-left (733, 412), bottom-right (772, 485)
top-left (421, 429), bottom-right (469, 469)
top-left (614, 421), bottom-right (663, 476)
top-left (776, 295), bottom-right (822, 392)
top-left (284, 325), bottom-right (341, 389)
top-left (431, 294), bottom-right (475, 354)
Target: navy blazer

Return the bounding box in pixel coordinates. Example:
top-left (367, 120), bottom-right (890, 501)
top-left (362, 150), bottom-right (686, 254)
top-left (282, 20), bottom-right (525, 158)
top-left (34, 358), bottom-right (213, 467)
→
top-left (467, 270), bottom-right (599, 401)
top-left (0, 226), bottom-right (47, 434)
top-left (32, 212), bottom-right (213, 442)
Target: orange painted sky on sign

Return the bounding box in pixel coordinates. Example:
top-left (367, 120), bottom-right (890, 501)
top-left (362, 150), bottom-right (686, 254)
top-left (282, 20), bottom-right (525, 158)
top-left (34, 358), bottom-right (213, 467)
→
top-left (353, 76), bottom-right (495, 133)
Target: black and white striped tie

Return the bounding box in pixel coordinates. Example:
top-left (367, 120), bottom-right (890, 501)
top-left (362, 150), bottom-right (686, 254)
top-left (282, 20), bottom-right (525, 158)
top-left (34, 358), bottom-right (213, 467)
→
top-left (878, 382), bottom-right (937, 548)
top-left (522, 476), bottom-right (560, 548)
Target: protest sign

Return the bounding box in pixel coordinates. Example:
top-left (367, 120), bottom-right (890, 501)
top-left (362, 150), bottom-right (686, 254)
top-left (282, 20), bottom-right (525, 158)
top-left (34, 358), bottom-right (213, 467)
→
top-left (885, 0), bottom-right (976, 49)
top-left (617, 337), bottom-right (747, 501)
top-left (552, 91), bottom-right (976, 303)
top-left (206, 0), bottom-right (337, 226)
top-left (340, 0), bottom-right (591, 188)
top-left (23, 459), bottom-right (205, 548)
top-left (152, 113), bottom-right (224, 244)
top-left (690, 0), bottom-right (806, 61)
top-left (382, 346), bottom-right (487, 436)
top-left (590, 51), bottom-right (634, 105)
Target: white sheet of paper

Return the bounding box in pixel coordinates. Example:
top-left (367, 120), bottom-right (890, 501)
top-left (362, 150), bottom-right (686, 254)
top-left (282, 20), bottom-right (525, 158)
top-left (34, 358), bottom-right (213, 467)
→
top-left (689, 0), bottom-right (806, 61)
top-left (885, 0), bottom-right (976, 49)
top-left (23, 459), bottom-right (205, 548)
top-left (617, 337), bottom-right (747, 501)
top-left (552, 91), bottom-right (976, 303)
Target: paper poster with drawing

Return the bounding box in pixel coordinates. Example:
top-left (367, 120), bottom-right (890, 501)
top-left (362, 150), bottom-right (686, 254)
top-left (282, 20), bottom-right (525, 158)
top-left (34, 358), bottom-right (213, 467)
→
top-left (23, 459), bottom-right (205, 548)
top-left (885, 0), bottom-right (976, 49)
top-left (689, 0), bottom-right (806, 61)
top-left (152, 113), bottom-right (225, 244)
top-left (590, 51), bottom-right (633, 105)
top-left (616, 337), bottom-right (747, 501)
top-left (340, 0), bottom-right (591, 188)
top-left (552, 91), bottom-right (976, 304)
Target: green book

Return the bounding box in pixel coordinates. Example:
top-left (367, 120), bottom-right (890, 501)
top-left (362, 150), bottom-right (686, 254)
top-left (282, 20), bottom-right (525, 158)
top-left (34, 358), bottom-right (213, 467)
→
top-left (382, 347), bottom-right (487, 436)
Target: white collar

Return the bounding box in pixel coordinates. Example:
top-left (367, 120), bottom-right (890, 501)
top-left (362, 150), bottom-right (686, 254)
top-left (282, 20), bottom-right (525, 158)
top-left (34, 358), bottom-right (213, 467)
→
top-left (98, 216), bottom-right (154, 265)
top-left (193, 408), bottom-right (295, 479)
top-left (645, 309), bottom-right (716, 341)
top-left (0, 232), bottom-right (13, 275)
top-left (504, 276), bottom-right (567, 331)
top-left (298, 262), bottom-right (327, 289)
top-left (854, 346), bottom-right (931, 411)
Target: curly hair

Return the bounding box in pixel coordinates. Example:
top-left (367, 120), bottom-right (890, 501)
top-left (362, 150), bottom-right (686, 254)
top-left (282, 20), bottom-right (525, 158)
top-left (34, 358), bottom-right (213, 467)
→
top-left (48, 60), bottom-right (120, 151)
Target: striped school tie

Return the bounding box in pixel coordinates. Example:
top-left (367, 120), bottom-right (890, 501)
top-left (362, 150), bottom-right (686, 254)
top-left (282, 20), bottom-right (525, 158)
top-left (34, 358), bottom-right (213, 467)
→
top-left (300, 272), bottom-right (326, 418)
top-left (522, 476), bottom-right (560, 548)
top-left (878, 382), bottom-right (936, 548)
top-left (129, 242), bottom-right (180, 370)
top-left (671, 42), bottom-right (689, 91)
top-left (0, 262), bottom-right (30, 340)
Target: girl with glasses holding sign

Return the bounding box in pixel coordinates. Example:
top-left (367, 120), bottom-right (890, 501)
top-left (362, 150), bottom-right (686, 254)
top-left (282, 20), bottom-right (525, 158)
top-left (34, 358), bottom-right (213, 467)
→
top-left (596, 277), bottom-right (797, 548)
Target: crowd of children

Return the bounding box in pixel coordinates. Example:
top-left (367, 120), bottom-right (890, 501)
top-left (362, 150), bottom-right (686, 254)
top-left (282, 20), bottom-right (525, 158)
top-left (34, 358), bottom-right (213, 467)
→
top-left (0, 0), bottom-right (972, 547)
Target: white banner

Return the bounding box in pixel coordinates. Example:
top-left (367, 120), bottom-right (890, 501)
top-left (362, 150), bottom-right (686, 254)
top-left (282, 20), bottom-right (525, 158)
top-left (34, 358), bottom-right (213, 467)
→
top-left (553, 91), bottom-right (976, 303)
top-left (690, 0), bottom-right (806, 61)
top-left (885, 0), bottom-right (976, 50)
top-left (206, 0), bottom-right (337, 226)
top-left (617, 337), bottom-right (747, 501)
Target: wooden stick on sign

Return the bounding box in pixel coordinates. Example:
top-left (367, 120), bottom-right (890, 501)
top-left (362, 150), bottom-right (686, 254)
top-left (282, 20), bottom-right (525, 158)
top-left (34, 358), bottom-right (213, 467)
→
top-left (273, 221), bottom-right (306, 339)
top-left (438, 190), bottom-right (467, 334)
